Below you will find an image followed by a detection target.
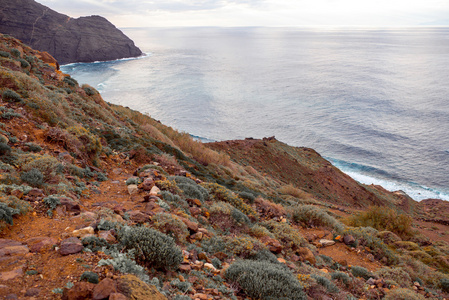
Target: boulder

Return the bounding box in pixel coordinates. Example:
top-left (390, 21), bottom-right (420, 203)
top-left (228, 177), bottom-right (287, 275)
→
top-left (62, 282), bottom-right (95, 300)
top-left (60, 237), bottom-right (83, 255)
top-left (26, 237), bottom-right (57, 253)
top-left (93, 278), bottom-right (117, 300)
top-left (117, 274), bottom-right (167, 300)
top-left (149, 186), bottom-right (161, 196)
top-left (343, 235), bottom-right (356, 245)
top-left (319, 239), bottom-right (335, 247)
top-left (128, 185), bottom-right (139, 195)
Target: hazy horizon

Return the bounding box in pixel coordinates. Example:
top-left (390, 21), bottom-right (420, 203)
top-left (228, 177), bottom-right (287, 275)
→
top-left (37, 0), bottom-right (449, 28)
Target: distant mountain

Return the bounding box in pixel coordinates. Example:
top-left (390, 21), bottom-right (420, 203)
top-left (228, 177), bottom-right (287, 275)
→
top-left (0, 0), bottom-right (142, 64)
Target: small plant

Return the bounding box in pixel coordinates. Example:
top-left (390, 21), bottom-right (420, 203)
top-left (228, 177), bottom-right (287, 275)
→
top-left (18, 58), bottom-right (30, 68)
top-left (292, 205), bottom-right (345, 232)
top-left (152, 213), bottom-right (189, 243)
top-left (2, 90), bottom-right (22, 103)
top-left (374, 267), bottom-right (412, 288)
top-left (0, 143), bottom-right (11, 156)
top-left (125, 177), bottom-right (140, 185)
top-left (80, 271), bottom-right (99, 284)
top-left (0, 202), bottom-right (19, 225)
top-left (311, 274), bottom-right (340, 293)
top-left (98, 250), bottom-right (149, 283)
top-left (383, 288), bottom-right (426, 300)
top-left (225, 260), bottom-right (307, 300)
top-left (0, 51), bottom-right (11, 58)
top-left (119, 226), bottom-right (183, 270)
top-left (351, 265), bottom-right (374, 280)
top-left (24, 143), bottom-right (42, 153)
top-left (20, 168), bottom-right (44, 187)
top-left (82, 236), bottom-right (108, 252)
top-left (43, 195), bottom-right (61, 217)
top-left (10, 49), bottom-right (21, 57)
top-left (331, 271), bottom-right (351, 286)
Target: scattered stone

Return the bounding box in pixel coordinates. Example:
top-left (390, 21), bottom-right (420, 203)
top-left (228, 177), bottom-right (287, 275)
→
top-left (189, 207), bottom-right (201, 217)
top-left (127, 210), bottom-right (149, 224)
top-left (73, 227), bottom-right (95, 237)
top-left (319, 239), bottom-right (335, 247)
top-left (128, 184), bottom-right (139, 195)
top-left (149, 186), bottom-right (161, 196)
top-left (187, 198), bottom-right (202, 207)
top-left (60, 237), bottom-right (83, 255)
top-left (26, 237), bottom-right (57, 253)
top-left (93, 278), bottom-right (117, 300)
top-left (117, 274), bottom-right (167, 300)
top-left (184, 219), bottom-right (199, 232)
top-left (179, 264), bottom-right (192, 273)
top-left (60, 197), bottom-right (81, 213)
top-left (10, 189), bottom-right (23, 199)
top-left (191, 232), bottom-right (203, 241)
top-left (204, 263), bottom-right (217, 272)
top-left (62, 282), bottom-right (95, 300)
top-left (277, 258), bottom-right (287, 264)
top-left (297, 247), bottom-right (316, 264)
top-left (24, 288), bottom-right (40, 297)
top-left (109, 293), bottom-right (127, 300)
top-left (367, 254), bottom-right (375, 262)
top-left (366, 278), bottom-right (376, 285)
top-left (0, 267), bottom-right (24, 281)
top-left (141, 178), bottom-right (154, 191)
top-left (193, 294), bottom-right (208, 300)
top-left (213, 252), bottom-right (227, 261)
top-left (98, 231), bottom-right (117, 244)
top-left (25, 189), bottom-right (45, 201)
top-left (343, 235), bottom-right (356, 245)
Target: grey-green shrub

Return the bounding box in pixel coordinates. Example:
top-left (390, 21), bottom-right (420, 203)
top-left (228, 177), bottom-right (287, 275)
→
top-left (80, 271), bottom-right (99, 284)
top-left (119, 226), bottom-right (182, 270)
top-left (351, 266), bottom-right (374, 280)
top-left (43, 195), bottom-right (61, 216)
top-left (2, 90), bottom-right (22, 103)
top-left (98, 250), bottom-right (149, 283)
top-left (225, 260), bottom-right (307, 300)
top-left (230, 208), bottom-right (251, 226)
top-left (311, 274), bottom-right (339, 293)
top-left (292, 205), bottom-right (345, 232)
top-left (20, 168), bottom-right (44, 187)
top-left (374, 267), bottom-right (412, 288)
top-left (383, 288), bottom-right (426, 300)
top-left (0, 202), bottom-right (18, 225)
top-left (171, 176), bottom-right (208, 202)
top-left (331, 271), bottom-right (351, 286)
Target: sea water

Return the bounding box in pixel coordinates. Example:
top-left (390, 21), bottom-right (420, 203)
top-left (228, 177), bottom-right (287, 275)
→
top-left (61, 27), bottom-right (449, 201)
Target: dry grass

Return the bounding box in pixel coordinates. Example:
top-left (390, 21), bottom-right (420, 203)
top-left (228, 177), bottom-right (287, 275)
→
top-left (279, 184), bottom-right (314, 200)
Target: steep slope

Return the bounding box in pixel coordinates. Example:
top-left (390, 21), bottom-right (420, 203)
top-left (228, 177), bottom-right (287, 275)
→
top-left (1, 34), bottom-right (449, 300)
top-left (0, 0), bottom-right (142, 64)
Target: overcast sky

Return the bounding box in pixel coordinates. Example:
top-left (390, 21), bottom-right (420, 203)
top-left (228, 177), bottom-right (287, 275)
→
top-left (37, 0), bottom-right (449, 27)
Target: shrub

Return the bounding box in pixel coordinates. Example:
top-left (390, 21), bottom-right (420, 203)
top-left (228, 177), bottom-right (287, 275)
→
top-left (0, 143), bottom-right (11, 156)
top-left (383, 288), bottom-right (426, 300)
top-left (351, 266), bottom-right (374, 280)
top-left (43, 195), bottom-right (61, 217)
top-left (10, 49), bottom-right (21, 57)
top-left (344, 206), bottom-right (414, 239)
top-left (2, 90), bottom-right (22, 103)
top-left (261, 220), bottom-right (307, 250)
top-left (331, 271), bottom-right (351, 286)
top-left (20, 168), bottom-right (44, 187)
top-left (0, 202), bottom-right (18, 225)
top-left (254, 197), bottom-right (286, 219)
top-left (238, 191), bottom-right (256, 204)
top-left (63, 76), bottom-right (78, 87)
top-left (202, 235), bottom-right (266, 258)
top-left (98, 250), bottom-right (150, 283)
top-left (83, 86), bottom-right (96, 96)
top-left (80, 271), bottom-right (99, 284)
top-left (377, 231), bottom-right (402, 245)
top-left (119, 226), bottom-right (182, 270)
top-left (225, 260), bottom-right (307, 300)
top-left (152, 213), bottom-right (189, 243)
top-left (0, 51), bottom-right (11, 58)
top-left (292, 205), bottom-right (345, 232)
top-left (230, 208), bottom-right (251, 226)
top-left (161, 191), bottom-right (188, 209)
top-left (311, 274), bottom-right (339, 293)
top-left (0, 196), bottom-right (31, 215)
top-left (18, 58), bottom-right (29, 68)
top-left (125, 177), bottom-right (140, 185)
top-left (374, 267), bottom-right (412, 288)
top-left (24, 143), bottom-right (42, 153)
top-left (82, 236), bottom-right (108, 252)
top-left (22, 155), bottom-right (60, 180)
top-left (201, 182), bottom-right (258, 219)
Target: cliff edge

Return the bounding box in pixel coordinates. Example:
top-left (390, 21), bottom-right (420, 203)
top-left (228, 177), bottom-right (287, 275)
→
top-left (0, 0), bottom-right (142, 64)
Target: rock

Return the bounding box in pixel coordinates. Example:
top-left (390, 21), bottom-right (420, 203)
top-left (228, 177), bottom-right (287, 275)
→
top-left (204, 263), bottom-right (217, 272)
top-left (343, 235), bottom-right (356, 245)
top-left (98, 231), bottom-right (117, 244)
top-left (0, 0), bottom-right (142, 64)
top-left (277, 258), bottom-right (287, 264)
top-left (109, 293), bottom-right (127, 300)
top-left (127, 210), bottom-right (149, 224)
top-left (25, 188), bottom-right (45, 201)
top-left (183, 219), bottom-right (199, 232)
top-left (10, 189), bottom-right (23, 199)
top-left (319, 239), bottom-right (335, 247)
top-left (60, 197), bottom-right (81, 213)
top-left (262, 237), bottom-right (283, 254)
top-left (0, 239), bottom-right (22, 249)
top-left (189, 207), bottom-right (201, 217)
top-left (73, 227), bottom-right (95, 237)
top-left (93, 278), bottom-right (117, 300)
top-left (128, 185), bottom-right (139, 195)
top-left (140, 178), bottom-right (154, 191)
top-left (26, 237), bottom-right (57, 253)
top-left (60, 237), bottom-right (83, 255)
top-left (190, 232), bottom-right (203, 241)
top-left (62, 281), bottom-right (95, 300)
top-left (179, 264), bottom-right (192, 273)
top-left (149, 186), bottom-right (161, 196)
top-left (297, 247), bottom-right (316, 264)
top-left (193, 294), bottom-right (208, 300)
top-left (117, 274), bottom-right (167, 300)
top-left (187, 198), bottom-right (202, 207)
top-left (367, 254), bottom-right (375, 262)
top-left (0, 244), bottom-right (29, 256)
top-left (366, 278), bottom-right (376, 285)
top-left (0, 267), bottom-right (24, 281)
top-left (24, 288), bottom-right (40, 297)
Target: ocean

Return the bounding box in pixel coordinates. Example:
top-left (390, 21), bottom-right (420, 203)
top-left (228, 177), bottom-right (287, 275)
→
top-left (61, 27), bottom-right (449, 201)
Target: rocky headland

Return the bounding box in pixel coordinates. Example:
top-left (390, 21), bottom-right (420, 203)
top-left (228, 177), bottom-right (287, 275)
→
top-left (0, 0), bottom-right (142, 64)
top-left (0, 33), bottom-right (449, 300)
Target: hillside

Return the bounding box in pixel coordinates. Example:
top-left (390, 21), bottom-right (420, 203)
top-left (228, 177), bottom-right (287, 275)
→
top-left (1, 33), bottom-right (449, 300)
top-left (0, 0), bottom-right (142, 64)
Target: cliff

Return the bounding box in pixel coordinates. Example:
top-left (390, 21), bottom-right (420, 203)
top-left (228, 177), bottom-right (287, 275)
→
top-left (1, 34), bottom-right (449, 300)
top-left (0, 0), bottom-right (142, 64)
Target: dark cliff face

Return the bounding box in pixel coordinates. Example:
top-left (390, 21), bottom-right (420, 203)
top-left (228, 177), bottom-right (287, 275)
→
top-left (0, 0), bottom-right (142, 64)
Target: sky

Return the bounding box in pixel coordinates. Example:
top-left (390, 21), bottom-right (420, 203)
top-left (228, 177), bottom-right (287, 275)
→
top-left (37, 0), bottom-right (449, 27)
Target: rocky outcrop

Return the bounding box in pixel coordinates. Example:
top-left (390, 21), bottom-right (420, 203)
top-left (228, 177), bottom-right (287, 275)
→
top-left (0, 0), bottom-right (142, 64)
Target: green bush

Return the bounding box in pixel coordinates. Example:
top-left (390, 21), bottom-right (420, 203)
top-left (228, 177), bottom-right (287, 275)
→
top-left (311, 274), bottom-right (339, 293)
top-left (351, 266), bottom-right (374, 280)
top-left (80, 271), bottom-right (99, 284)
top-left (82, 236), bottom-right (108, 252)
top-left (345, 206), bottom-right (414, 239)
top-left (161, 191), bottom-right (188, 209)
top-left (24, 143), bottom-right (42, 153)
top-left (225, 260), bottom-right (307, 300)
top-left (63, 76), bottom-right (78, 87)
top-left (0, 51), bottom-right (11, 58)
top-left (98, 250), bottom-right (149, 283)
top-left (0, 196), bottom-right (31, 215)
top-left (2, 90), bottom-right (22, 103)
top-left (230, 208), bottom-right (251, 226)
top-left (83, 86), bottom-right (96, 96)
top-left (43, 195), bottom-right (61, 217)
top-left (238, 191), bottom-right (256, 204)
top-left (152, 213), bottom-right (189, 243)
top-left (10, 49), bottom-right (21, 57)
top-left (119, 226), bottom-right (182, 270)
top-left (20, 168), bottom-right (44, 187)
top-left (383, 288), bottom-right (426, 300)
top-left (0, 202), bottom-right (18, 225)
top-left (125, 177), bottom-right (140, 185)
top-left (171, 176), bottom-right (208, 202)
top-left (292, 205), bottom-right (345, 232)
top-left (440, 278), bottom-right (449, 292)
top-left (0, 143), bottom-right (11, 156)
top-left (18, 58), bottom-right (29, 68)
top-left (202, 235), bottom-right (266, 258)
top-left (374, 267), bottom-right (412, 288)
top-left (331, 271), bottom-right (351, 286)
top-left (261, 220), bottom-right (307, 250)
